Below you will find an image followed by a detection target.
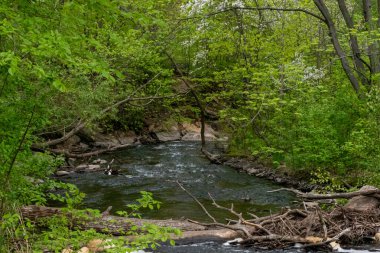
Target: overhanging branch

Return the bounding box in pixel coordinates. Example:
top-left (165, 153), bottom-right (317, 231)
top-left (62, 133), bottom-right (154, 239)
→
top-left (180, 6), bottom-right (325, 23)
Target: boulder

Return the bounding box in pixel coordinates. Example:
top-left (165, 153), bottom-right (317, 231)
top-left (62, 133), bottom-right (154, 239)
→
top-left (117, 136), bottom-right (136, 145)
top-left (92, 159), bottom-right (107, 164)
top-left (87, 239), bottom-right (114, 252)
top-left (156, 131), bottom-right (181, 142)
top-left (87, 164), bottom-right (101, 170)
top-left (76, 164), bottom-right (88, 170)
top-left (181, 132), bottom-right (201, 141)
top-left (181, 132), bottom-right (218, 141)
top-left (375, 232), bottom-right (380, 242)
top-left (77, 247), bottom-right (89, 253)
top-left (180, 122), bottom-right (218, 141)
top-left (344, 186), bottom-right (380, 211)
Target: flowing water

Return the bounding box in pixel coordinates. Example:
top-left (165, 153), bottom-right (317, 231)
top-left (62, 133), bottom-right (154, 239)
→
top-left (63, 141), bottom-right (380, 253)
top-left (64, 141), bottom-right (295, 221)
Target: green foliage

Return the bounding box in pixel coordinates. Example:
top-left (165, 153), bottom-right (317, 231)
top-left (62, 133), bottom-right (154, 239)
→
top-left (117, 191), bottom-right (162, 218)
top-left (310, 168), bottom-right (345, 193)
top-left (2, 0), bottom-right (380, 250)
top-left (0, 0), bottom-right (180, 251)
top-left (175, 0), bottom-right (380, 188)
top-left (1, 190), bottom-right (181, 252)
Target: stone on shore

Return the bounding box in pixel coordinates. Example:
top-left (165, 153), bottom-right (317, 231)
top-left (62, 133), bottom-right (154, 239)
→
top-left (55, 170), bottom-right (70, 176)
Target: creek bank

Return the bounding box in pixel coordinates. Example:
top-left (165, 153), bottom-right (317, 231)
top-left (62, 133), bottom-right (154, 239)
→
top-left (202, 149), bottom-right (313, 192)
top-left (62, 121), bottom-right (221, 149)
top-left (53, 122), bottom-right (224, 175)
top-left (21, 185), bottom-right (380, 251)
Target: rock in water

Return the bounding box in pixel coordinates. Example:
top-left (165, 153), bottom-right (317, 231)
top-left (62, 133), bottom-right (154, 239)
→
top-left (55, 170), bottom-right (70, 176)
top-left (92, 158), bottom-right (107, 164)
top-left (76, 164), bottom-right (88, 170)
top-left (223, 238), bottom-right (243, 246)
top-left (375, 232), bottom-right (380, 242)
top-left (87, 164), bottom-right (101, 170)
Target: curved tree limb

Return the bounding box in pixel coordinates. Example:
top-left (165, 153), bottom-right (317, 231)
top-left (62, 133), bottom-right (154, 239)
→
top-left (38, 120), bottom-right (86, 148)
top-left (180, 6), bottom-right (325, 23)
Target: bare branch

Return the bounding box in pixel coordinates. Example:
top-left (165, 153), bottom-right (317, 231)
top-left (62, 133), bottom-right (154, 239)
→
top-left (36, 120), bottom-right (85, 148)
top-left (208, 193), bottom-right (272, 235)
top-left (48, 144), bottom-right (131, 158)
top-left (176, 181), bottom-right (217, 223)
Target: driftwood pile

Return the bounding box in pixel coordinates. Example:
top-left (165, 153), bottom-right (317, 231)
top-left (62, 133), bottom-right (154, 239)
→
top-left (178, 182), bottom-right (380, 250)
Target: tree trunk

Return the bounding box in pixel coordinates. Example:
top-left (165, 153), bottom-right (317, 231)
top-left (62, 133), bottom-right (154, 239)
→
top-left (337, 0), bottom-right (370, 87)
top-left (21, 205), bottom-right (206, 235)
top-left (313, 0), bottom-right (361, 94)
top-left (362, 0), bottom-right (380, 78)
top-left (377, 0), bottom-right (380, 28)
top-left (165, 52), bottom-right (206, 148)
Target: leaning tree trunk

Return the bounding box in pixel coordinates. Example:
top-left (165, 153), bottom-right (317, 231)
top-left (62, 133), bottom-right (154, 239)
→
top-left (362, 0), bottom-right (380, 80)
top-left (165, 52), bottom-right (206, 148)
top-left (337, 0), bottom-right (370, 88)
top-left (313, 0), bottom-right (361, 94)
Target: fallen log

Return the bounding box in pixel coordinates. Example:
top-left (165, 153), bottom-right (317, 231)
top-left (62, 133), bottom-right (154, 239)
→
top-left (21, 205), bottom-right (205, 234)
top-left (20, 205), bottom-right (241, 241)
top-left (48, 143), bottom-right (132, 158)
top-left (268, 186), bottom-right (380, 200)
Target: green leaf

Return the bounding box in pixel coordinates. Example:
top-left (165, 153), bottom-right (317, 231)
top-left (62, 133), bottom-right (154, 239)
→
top-left (52, 79), bottom-right (68, 92)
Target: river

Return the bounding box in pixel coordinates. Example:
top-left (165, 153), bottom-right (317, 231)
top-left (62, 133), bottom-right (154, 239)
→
top-left (63, 141), bottom-right (380, 253)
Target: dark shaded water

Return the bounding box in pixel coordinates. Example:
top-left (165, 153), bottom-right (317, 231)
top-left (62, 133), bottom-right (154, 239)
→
top-left (156, 242), bottom-right (380, 253)
top-left (64, 142), bottom-right (295, 221)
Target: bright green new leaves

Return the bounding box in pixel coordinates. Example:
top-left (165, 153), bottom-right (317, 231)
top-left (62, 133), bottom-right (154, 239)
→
top-left (0, 0), bottom-right (176, 251)
top-left (175, 0), bottom-right (380, 186)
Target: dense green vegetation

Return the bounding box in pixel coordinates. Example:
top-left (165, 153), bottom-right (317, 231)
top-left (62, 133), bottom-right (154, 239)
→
top-left (1, 0), bottom-right (380, 251)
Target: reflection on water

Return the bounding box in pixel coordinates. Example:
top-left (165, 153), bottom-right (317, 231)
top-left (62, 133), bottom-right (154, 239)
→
top-left (63, 142), bottom-right (296, 221)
